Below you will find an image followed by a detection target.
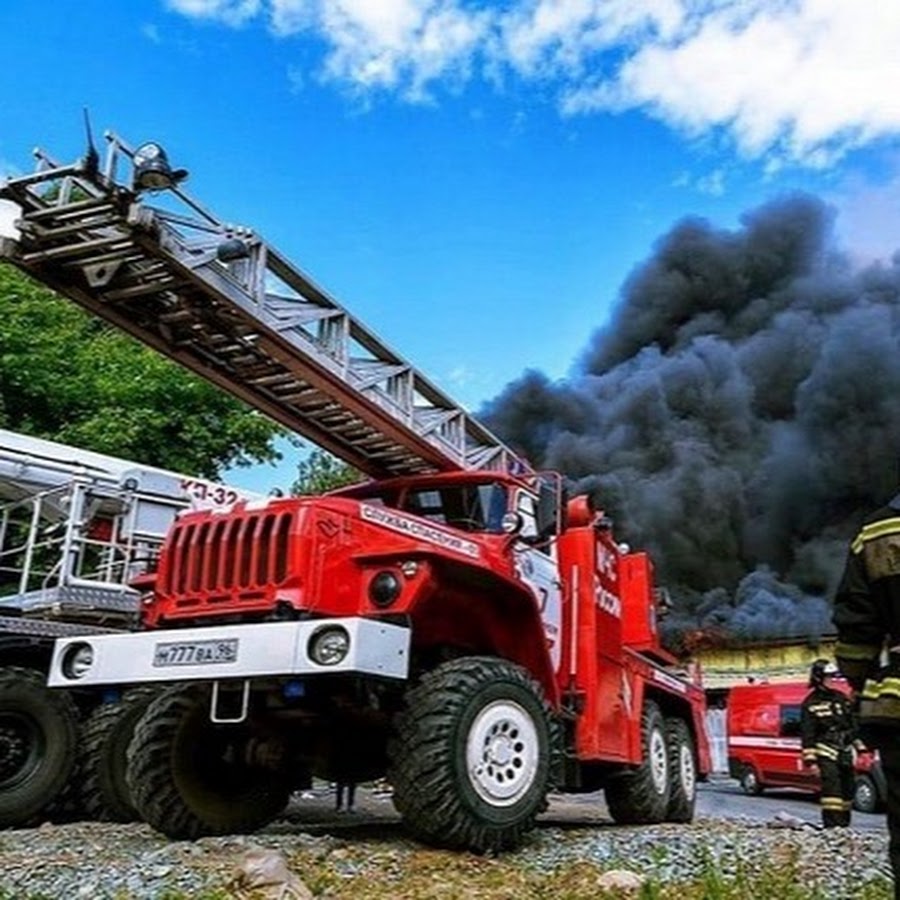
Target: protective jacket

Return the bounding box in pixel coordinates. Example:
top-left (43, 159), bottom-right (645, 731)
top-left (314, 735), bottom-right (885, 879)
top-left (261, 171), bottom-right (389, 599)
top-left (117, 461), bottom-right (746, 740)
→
top-left (800, 684), bottom-right (856, 764)
top-left (833, 494), bottom-right (900, 731)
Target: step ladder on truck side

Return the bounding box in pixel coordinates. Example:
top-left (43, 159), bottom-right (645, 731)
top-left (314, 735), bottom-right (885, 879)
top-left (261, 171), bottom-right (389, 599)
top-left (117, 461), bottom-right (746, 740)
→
top-left (0, 130), bottom-right (710, 851)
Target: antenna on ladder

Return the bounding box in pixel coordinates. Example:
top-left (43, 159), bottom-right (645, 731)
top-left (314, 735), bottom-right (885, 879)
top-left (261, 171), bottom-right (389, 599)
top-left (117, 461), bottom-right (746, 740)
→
top-left (82, 108), bottom-right (99, 179)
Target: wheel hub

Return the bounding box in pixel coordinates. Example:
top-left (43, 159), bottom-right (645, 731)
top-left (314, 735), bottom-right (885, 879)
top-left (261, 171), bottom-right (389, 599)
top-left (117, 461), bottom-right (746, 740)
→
top-left (466, 699), bottom-right (539, 807)
top-left (679, 745), bottom-right (696, 799)
top-left (486, 733), bottom-right (514, 767)
top-left (649, 729), bottom-right (668, 794)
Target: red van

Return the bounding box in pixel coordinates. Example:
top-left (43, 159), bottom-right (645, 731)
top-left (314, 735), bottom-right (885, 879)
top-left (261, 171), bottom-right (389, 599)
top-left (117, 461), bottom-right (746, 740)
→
top-left (727, 680), bottom-right (886, 813)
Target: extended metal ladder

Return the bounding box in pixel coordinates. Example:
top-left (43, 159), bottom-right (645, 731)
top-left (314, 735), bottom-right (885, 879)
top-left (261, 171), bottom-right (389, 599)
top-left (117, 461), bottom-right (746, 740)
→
top-left (0, 133), bottom-right (528, 479)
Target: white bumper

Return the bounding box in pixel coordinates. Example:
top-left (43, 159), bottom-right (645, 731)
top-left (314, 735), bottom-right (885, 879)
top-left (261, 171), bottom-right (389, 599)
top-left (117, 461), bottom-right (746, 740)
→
top-left (48, 618), bottom-right (410, 687)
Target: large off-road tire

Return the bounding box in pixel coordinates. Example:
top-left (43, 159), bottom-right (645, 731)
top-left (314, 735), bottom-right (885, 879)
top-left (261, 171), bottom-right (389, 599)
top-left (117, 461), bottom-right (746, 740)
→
top-left (664, 717), bottom-right (697, 822)
top-left (388, 656), bottom-right (555, 853)
top-left (605, 700), bottom-right (670, 824)
top-left (77, 687), bottom-right (160, 822)
top-left (126, 683), bottom-right (291, 839)
top-left (0, 666), bottom-right (79, 827)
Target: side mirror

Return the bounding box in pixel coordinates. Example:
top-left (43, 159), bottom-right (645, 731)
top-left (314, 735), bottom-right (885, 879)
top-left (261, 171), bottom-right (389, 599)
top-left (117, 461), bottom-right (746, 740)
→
top-left (536, 473), bottom-right (562, 539)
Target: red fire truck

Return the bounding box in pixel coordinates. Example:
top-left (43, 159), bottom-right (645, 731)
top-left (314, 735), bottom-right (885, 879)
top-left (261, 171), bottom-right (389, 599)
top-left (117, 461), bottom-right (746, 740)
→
top-left (728, 681), bottom-right (886, 813)
top-left (0, 129), bottom-right (710, 852)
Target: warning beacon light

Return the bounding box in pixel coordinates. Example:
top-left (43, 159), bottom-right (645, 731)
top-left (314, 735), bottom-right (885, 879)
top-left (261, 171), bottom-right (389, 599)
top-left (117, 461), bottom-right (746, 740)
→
top-left (131, 142), bottom-right (188, 192)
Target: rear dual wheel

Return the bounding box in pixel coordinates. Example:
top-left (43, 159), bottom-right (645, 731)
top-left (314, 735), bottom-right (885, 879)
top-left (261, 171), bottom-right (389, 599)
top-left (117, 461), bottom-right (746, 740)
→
top-left (77, 687), bottom-right (160, 822)
top-left (606, 701), bottom-right (670, 824)
top-left (665, 717), bottom-right (697, 822)
top-left (605, 703), bottom-right (698, 824)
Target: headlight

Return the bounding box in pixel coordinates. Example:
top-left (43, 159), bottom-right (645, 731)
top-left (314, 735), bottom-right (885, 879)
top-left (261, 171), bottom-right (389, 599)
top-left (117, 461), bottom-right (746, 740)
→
top-left (308, 626), bottom-right (350, 666)
top-left (61, 642), bottom-right (94, 680)
top-left (369, 570), bottom-right (402, 608)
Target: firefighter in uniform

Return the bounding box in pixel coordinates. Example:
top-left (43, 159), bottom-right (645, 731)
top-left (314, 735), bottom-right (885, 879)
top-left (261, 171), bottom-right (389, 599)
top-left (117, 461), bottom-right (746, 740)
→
top-left (833, 493), bottom-right (900, 897)
top-left (800, 659), bottom-right (857, 827)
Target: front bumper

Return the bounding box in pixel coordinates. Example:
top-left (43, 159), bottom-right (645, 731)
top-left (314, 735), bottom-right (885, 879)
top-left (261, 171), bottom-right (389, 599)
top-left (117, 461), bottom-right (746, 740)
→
top-left (48, 618), bottom-right (410, 687)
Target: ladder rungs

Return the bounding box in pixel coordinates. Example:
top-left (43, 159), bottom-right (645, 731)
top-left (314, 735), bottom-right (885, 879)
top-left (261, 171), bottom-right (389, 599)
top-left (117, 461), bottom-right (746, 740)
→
top-left (21, 234), bottom-right (133, 263)
top-left (1, 144), bottom-right (530, 479)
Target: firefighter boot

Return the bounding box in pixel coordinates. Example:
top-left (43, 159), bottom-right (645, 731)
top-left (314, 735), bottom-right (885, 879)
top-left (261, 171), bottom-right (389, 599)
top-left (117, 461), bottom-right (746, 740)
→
top-left (822, 806), bottom-right (842, 828)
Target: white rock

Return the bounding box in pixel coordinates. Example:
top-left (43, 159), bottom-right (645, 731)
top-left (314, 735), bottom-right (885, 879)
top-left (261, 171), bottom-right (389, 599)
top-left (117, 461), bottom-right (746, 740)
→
top-left (234, 846), bottom-right (314, 900)
top-left (597, 868), bottom-right (646, 891)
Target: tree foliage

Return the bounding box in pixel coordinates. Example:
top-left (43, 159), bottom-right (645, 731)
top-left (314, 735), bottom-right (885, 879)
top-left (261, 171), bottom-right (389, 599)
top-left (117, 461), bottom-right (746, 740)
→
top-left (0, 263), bottom-right (283, 479)
top-left (291, 449), bottom-right (362, 495)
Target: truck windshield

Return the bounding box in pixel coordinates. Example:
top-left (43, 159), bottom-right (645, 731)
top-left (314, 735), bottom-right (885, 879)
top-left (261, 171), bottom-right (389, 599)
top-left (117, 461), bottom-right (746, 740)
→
top-left (400, 483), bottom-right (508, 533)
top-left (352, 482), bottom-right (509, 534)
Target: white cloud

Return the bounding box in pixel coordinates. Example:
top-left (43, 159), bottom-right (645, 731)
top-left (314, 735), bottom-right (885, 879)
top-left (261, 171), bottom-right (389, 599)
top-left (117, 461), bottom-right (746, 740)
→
top-left (142, 23), bottom-right (162, 43)
top-left (674, 167), bottom-right (727, 196)
top-left (499, 0), bottom-right (685, 77)
top-left (164, 0), bottom-right (900, 166)
top-left (166, 0), bottom-right (260, 27)
top-left (563, 0), bottom-right (900, 166)
top-left (830, 161), bottom-right (900, 264)
top-left (270, 1), bottom-right (490, 100)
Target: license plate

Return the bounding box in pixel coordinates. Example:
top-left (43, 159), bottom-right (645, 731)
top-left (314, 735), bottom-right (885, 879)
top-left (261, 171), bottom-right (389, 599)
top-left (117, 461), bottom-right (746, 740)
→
top-left (153, 638), bottom-right (239, 667)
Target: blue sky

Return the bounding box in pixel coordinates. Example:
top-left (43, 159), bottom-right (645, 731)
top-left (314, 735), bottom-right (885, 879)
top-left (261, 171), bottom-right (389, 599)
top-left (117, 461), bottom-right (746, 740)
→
top-left (2, 0), bottom-right (900, 493)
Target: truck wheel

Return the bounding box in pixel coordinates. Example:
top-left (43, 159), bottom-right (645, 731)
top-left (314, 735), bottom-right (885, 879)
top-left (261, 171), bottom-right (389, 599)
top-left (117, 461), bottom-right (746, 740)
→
top-left (665, 717), bottom-right (697, 822)
top-left (0, 666), bottom-right (79, 827)
top-left (126, 683), bottom-right (290, 839)
top-left (740, 765), bottom-right (763, 796)
top-left (605, 700), bottom-right (670, 824)
top-left (388, 656), bottom-right (554, 853)
top-left (854, 773), bottom-right (880, 814)
top-left (77, 687), bottom-right (160, 822)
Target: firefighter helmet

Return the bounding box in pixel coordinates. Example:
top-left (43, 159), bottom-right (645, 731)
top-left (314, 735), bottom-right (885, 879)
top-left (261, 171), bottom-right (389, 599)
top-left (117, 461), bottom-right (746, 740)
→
top-left (809, 658), bottom-right (838, 687)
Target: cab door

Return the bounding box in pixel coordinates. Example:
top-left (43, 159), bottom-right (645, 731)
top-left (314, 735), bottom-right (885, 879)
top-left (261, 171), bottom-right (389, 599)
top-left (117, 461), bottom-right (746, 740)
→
top-left (511, 488), bottom-right (563, 671)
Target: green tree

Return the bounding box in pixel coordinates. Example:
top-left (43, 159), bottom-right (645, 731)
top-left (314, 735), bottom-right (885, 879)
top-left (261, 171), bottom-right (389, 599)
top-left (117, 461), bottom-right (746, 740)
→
top-left (0, 263), bottom-right (283, 479)
top-left (291, 449), bottom-right (361, 495)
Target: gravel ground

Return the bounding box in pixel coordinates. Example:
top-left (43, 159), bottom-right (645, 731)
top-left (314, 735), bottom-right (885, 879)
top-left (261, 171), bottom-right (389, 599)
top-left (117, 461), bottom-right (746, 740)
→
top-left (0, 787), bottom-right (892, 899)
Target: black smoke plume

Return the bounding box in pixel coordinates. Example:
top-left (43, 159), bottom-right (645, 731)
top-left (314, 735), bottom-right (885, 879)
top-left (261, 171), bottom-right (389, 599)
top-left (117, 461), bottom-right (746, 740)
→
top-left (482, 193), bottom-right (900, 646)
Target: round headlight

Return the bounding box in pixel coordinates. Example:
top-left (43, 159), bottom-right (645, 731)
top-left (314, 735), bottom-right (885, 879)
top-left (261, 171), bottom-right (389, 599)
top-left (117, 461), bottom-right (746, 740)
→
top-left (308, 626), bottom-right (350, 666)
top-left (369, 571), bottom-right (401, 608)
top-left (61, 642), bottom-right (94, 680)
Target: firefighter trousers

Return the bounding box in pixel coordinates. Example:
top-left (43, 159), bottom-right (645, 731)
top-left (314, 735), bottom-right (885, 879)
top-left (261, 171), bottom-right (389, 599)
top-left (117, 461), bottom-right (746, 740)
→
top-left (879, 741), bottom-right (900, 899)
top-left (817, 752), bottom-right (854, 828)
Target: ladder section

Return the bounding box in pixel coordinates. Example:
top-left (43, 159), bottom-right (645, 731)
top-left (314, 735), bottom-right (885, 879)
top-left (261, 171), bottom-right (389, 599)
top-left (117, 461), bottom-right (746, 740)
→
top-left (0, 134), bottom-right (528, 479)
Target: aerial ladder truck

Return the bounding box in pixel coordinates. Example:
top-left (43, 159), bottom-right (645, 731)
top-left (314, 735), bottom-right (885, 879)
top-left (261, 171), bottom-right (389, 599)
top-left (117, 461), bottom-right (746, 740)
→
top-left (0, 427), bottom-right (257, 826)
top-left (0, 129), bottom-right (710, 852)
